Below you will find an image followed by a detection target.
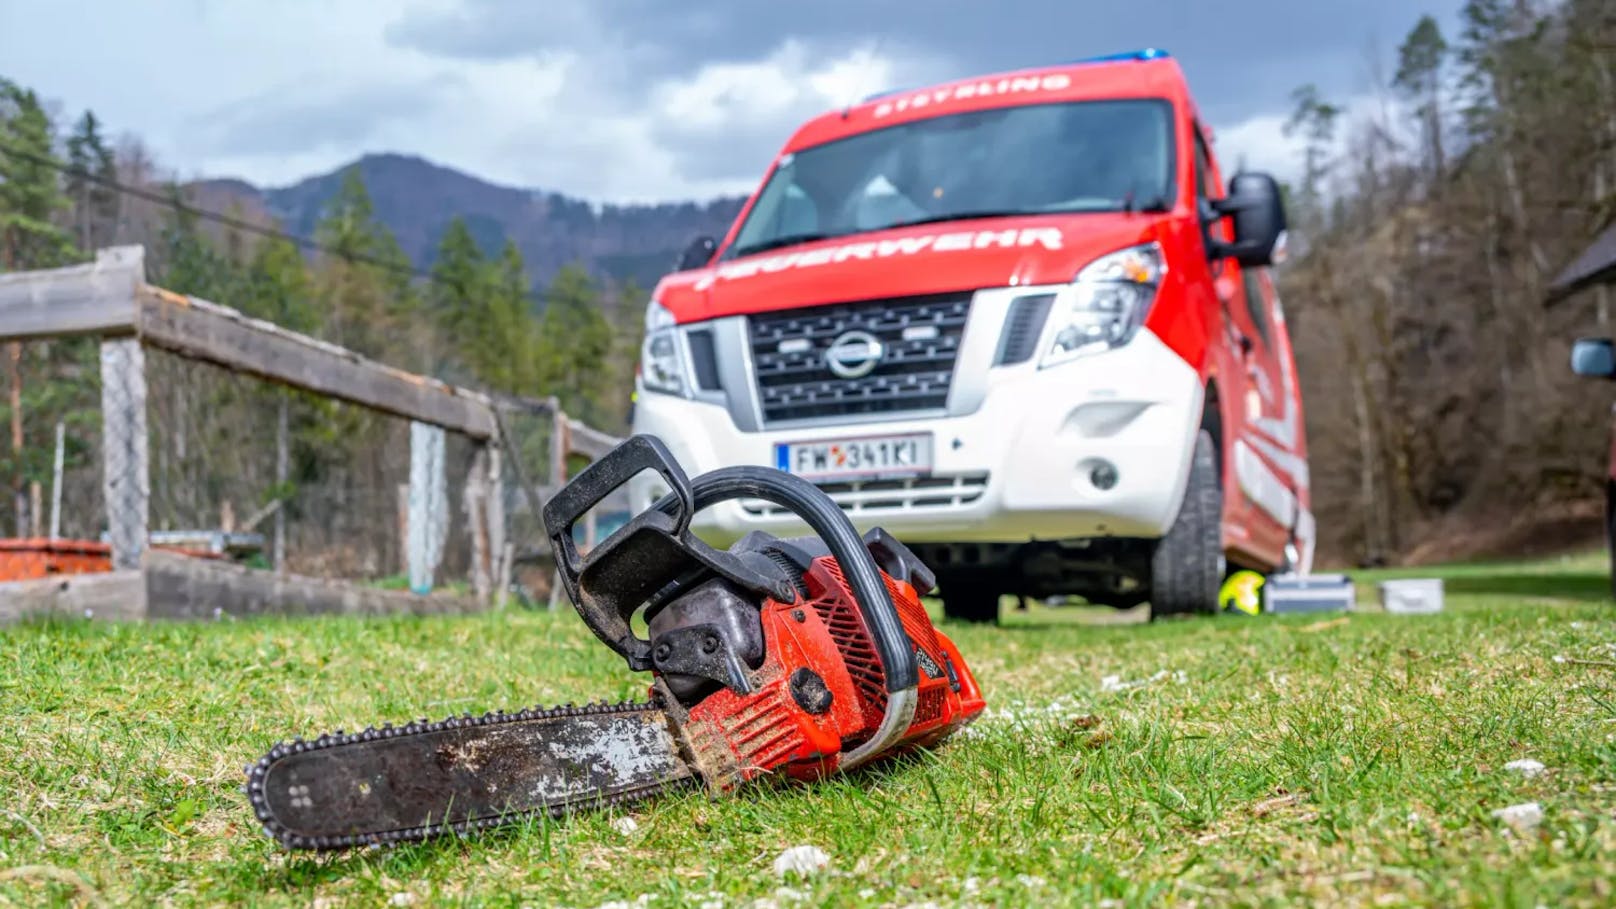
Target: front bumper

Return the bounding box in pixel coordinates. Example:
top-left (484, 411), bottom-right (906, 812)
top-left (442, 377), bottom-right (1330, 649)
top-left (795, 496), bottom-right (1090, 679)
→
top-left (630, 328), bottom-right (1203, 548)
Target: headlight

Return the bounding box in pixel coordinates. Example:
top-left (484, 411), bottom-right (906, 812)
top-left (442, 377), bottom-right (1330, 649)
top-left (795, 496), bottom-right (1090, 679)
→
top-left (1039, 242), bottom-right (1165, 368)
top-left (639, 300), bottom-right (687, 396)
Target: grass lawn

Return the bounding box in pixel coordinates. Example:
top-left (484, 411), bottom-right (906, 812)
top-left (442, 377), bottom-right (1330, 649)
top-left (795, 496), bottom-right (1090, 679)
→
top-left (3, 553), bottom-right (1615, 907)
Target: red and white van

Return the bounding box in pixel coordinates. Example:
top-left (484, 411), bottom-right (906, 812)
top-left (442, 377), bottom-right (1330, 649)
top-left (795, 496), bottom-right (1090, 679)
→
top-left (629, 49), bottom-right (1313, 622)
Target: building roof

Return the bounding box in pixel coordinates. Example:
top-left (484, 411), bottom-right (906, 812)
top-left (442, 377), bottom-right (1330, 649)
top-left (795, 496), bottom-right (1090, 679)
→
top-left (1549, 221), bottom-right (1616, 303)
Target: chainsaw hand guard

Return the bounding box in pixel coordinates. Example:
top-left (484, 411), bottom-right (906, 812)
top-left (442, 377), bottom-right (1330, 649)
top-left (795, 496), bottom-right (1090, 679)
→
top-left (543, 435), bottom-right (797, 672)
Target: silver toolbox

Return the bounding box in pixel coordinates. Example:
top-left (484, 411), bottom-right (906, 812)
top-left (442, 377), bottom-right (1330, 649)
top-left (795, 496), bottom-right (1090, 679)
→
top-left (1263, 573), bottom-right (1355, 613)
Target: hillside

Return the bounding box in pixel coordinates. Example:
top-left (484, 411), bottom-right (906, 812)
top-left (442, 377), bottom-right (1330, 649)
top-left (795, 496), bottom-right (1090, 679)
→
top-left (194, 153), bottom-right (747, 288)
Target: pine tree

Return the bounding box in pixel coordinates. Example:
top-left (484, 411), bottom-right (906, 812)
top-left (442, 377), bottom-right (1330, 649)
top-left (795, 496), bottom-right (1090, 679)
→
top-left (314, 169), bottom-right (421, 364)
top-left (154, 184), bottom-right (236, 300)
top-left (64, 110), bottom-right (119, 254)
top-left (243, 237), bottom-right (318, 334)
top-left (1283, 85), bottom-right (1342, 233)
top-left (428, 216), bottom-right (489, 373)
top-left (0, 79), bottom-right (74, 534)
top-left (484, 239), bottom-right (542, 394)
top-left (537, 264), bottom-right (614, 423)
top-left (0, 80), bottom-right (73, 270)
top-left (1393, 16), bottom-right (1449, 182)
top-left (602, 277), bottom-right (650, 432)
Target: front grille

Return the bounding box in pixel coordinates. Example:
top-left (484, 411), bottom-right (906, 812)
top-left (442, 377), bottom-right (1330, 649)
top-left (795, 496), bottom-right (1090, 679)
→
top-left (740, 473), bottom-right (989, 517)
top-left (748, 293), bottom-right (971, 424)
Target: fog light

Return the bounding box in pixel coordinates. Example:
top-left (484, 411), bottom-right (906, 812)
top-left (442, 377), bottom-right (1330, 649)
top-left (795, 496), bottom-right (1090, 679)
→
top-left (1089, 460), bottom-right (1119, 491)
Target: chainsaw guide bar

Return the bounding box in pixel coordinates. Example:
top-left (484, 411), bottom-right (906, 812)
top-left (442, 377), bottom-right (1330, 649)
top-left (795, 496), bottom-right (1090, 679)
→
top-left (245, 699), bottom-right (693, 850)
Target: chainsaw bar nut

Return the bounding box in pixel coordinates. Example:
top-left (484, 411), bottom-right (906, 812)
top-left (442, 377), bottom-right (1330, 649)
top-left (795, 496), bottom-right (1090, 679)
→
top-left (789, 668), bottom-right (834, 715)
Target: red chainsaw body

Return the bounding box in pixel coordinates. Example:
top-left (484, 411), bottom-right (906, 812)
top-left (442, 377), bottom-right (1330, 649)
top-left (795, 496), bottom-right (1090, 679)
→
top-left (679, 555), bottom-right (985, 786)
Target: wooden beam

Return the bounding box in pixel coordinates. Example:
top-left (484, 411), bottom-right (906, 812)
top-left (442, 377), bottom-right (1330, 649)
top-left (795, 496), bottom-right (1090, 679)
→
top-left (0, 246), bottom-right (143, 342)
top-left (464, 445), bottom-right (493, 605)
top-left (142, 550), bottom-right (479, 620)
top-left (0, 570), bottom-right (146, 625)
top-left (485, 444), bottom-right (506, 605)
top-left (134, 286), bottom-right (498, 439)
top-left (563, 416), bottom-right (623, 461)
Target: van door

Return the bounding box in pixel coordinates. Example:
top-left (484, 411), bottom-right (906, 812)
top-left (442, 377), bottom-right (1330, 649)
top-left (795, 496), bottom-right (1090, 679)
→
top-left (1228, 264), bottom-right (1304, 565)
top-left (1193, 124), bottom-right (1283, 567)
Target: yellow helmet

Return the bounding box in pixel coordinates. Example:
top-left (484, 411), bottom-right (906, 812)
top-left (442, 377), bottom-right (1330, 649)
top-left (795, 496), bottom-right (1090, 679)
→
top-left (1219, 570), bottom-right (1266, 616)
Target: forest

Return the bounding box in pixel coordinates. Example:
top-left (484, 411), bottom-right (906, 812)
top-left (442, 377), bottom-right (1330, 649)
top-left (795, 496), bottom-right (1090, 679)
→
top-left (3, 0), bottom-right (1616, 567)
top-left (1278, 0), bottom-right (1616, 564)
top-left (0, 76), bottom-right (645, 562)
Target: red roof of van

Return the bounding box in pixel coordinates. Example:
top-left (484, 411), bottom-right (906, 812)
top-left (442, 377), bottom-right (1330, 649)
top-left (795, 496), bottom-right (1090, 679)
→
top-left (783, 57), bottom-right (1194, 153)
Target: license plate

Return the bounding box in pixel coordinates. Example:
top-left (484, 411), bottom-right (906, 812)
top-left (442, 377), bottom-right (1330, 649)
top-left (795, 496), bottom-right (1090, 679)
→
top-left (775, 433), bottom-right (933, 480)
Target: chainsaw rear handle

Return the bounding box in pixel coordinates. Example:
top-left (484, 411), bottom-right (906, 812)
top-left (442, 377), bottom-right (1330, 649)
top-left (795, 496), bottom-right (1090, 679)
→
top-left (677, 465), bottom-right (921, 770)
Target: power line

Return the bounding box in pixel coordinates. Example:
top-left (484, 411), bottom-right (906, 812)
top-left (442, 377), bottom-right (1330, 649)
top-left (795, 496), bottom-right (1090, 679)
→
top-left (0, 140), bottom-right (440, 283)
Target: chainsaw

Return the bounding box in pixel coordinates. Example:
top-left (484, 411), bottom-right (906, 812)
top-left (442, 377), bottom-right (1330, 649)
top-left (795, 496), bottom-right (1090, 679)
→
top-left (244, 435), bottom-right (985, 850)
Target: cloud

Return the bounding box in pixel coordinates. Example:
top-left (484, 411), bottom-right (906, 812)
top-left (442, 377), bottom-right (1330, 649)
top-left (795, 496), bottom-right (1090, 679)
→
top-left (1, 0), bottom-right (1463, 202)
top-left (645, 42), bottom-right (896, 182)
top-left (194, 76), bottom-right (465, 157)
top-left (383, 0), bottom-right (1465, 122)
top-left (472, 42), bottom-right (899, 201)
top-left (1211, 93), bottom-right (1414, 190)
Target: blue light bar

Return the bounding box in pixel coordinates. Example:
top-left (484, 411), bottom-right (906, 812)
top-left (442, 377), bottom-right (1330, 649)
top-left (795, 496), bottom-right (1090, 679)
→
top-left (859, 49), bottom-right (1170, 104)
top-left (1072, 48), bottom-right (1171, 64)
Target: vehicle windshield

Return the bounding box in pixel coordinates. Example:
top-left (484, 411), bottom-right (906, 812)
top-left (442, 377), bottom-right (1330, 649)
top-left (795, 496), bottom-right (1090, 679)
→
top-left (728, 99), bottom-right (1174, 259)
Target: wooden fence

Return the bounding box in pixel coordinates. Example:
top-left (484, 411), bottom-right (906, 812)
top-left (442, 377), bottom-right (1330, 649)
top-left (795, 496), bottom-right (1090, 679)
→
top-left (0, 246), bottom-right (622, 623)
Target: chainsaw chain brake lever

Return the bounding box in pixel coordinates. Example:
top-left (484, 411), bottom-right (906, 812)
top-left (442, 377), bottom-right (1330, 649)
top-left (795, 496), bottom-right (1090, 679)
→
top-left (541, 434), bottom-right (921, 770)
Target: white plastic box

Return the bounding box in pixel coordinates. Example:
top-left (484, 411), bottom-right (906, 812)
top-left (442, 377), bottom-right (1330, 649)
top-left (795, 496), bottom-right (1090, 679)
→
top-left (1379, 578), bottom-right (1444, 614)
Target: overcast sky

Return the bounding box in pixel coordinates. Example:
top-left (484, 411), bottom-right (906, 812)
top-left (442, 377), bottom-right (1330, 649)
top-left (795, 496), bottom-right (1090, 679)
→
top-left (0, 0), bottom-right (1463, 204)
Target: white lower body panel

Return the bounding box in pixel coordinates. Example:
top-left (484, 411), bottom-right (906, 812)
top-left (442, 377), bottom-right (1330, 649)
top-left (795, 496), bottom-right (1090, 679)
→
top-left (630, 329), bottom-right (1204, 548)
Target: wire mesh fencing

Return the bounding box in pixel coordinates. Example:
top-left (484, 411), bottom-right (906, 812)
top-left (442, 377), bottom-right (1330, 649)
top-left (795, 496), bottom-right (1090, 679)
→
top-left (141, 346), bottom-right (482, 591)
top-left (1, 249), bottom-right (625, 611)
top-left (1, 336), bottom-right (106, 546)
top-left (486, 397), bottom-right (557, 607)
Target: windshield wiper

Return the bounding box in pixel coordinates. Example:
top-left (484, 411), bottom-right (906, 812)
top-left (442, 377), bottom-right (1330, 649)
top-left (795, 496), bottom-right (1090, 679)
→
top-left (880, 210), bottom-right (1028, 231)
top-left (729, 232), bottom-right (836, 259)
top-left (1122, 193), bottom-right (1171, 214)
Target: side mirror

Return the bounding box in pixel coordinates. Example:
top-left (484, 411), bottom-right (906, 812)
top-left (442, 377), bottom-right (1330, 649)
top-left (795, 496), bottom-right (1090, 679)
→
top-left (1209, 172), bottom-right (1287, 268)
top-left (1571, 338), bottom-right (1616, 379)
top-left (677, 235), bottom-right (717, 272)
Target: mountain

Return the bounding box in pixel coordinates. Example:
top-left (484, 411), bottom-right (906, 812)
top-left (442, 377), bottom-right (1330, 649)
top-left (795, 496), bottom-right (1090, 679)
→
top-left (194, 153), bottom-right (747, 289)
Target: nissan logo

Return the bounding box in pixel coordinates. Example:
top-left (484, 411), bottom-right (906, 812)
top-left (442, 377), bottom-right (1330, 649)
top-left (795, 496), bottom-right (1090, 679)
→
top-left (824, 330), bottom-right (885, 378)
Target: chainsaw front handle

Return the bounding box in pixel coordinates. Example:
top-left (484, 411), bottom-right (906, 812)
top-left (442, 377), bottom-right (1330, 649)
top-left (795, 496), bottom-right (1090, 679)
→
top-left (684, 467), bottom-right (922, 693)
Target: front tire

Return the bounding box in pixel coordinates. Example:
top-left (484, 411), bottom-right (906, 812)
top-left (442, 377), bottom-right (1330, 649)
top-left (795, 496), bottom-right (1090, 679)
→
top-left (1149, 429), bottom-right (1224, 618)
